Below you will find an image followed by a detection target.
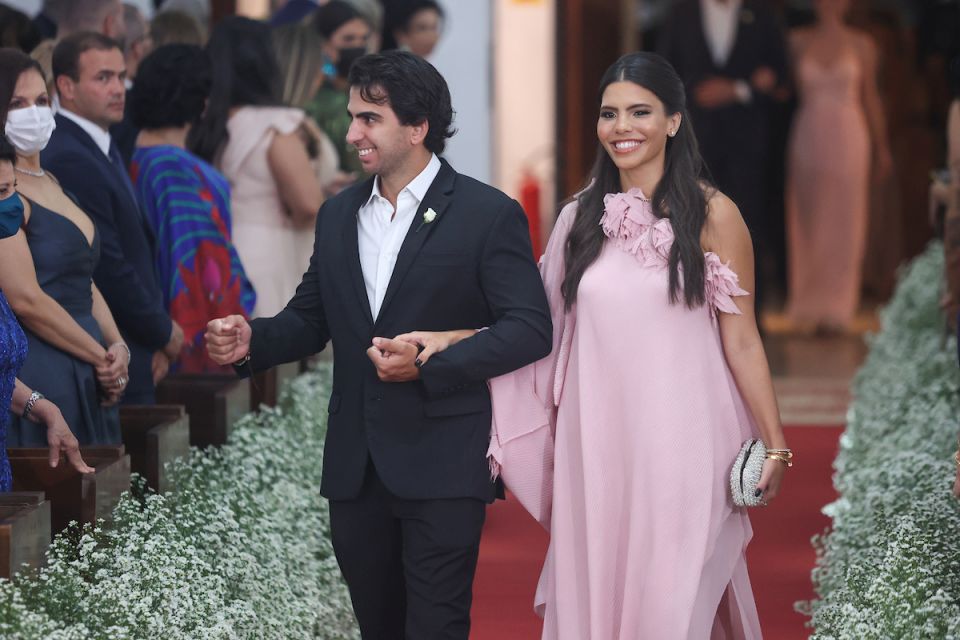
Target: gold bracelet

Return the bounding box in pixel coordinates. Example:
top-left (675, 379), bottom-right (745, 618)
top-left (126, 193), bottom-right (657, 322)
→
top-left (766, 453), bottom-right (793, 467)
top-left (954, 450), bottom-right (960, 468)
top-left (765, 450), bottom-right (793, 459)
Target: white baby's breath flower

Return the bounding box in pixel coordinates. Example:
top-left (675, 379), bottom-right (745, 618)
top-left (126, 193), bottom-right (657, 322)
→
top-left (802, 242), bottom-right (960, 639)
top-left (2, 363), bottom-right (359, 639)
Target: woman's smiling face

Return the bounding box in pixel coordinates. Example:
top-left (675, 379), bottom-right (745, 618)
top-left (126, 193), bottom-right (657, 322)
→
top-left (596, 80), bottom-right (680, 175)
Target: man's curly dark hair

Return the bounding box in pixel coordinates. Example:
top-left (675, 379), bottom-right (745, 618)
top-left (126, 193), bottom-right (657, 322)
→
top-left (347, 50), bottom-right (455, 155)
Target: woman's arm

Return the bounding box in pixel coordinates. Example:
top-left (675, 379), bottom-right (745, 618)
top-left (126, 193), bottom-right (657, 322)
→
top-left (703, 194), bottom-right (788, 499)
top-left (91, 283), bottom-right (129, 403)
top-left (11, 378), bottom-right (94, 473)
top-left (0, 231), bottom-right (107, 366)
top-left (267, 129), bottom-right (325, 227)
top-left (92, 283), bottom-right (123, 345)
top-left (857, 33), bottom-right (893, 180)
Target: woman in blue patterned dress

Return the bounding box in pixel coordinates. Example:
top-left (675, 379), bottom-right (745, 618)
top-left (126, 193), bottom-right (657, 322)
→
top-left (129, 45), bottom-right (255, 374)
top-left (0, 138), bottom-right (92, 489)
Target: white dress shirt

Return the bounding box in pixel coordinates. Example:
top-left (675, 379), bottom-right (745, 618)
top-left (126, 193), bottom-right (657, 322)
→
top-left (700, 0), bottom-right (742, 67)
top-left (58, 107), bottom-right (112, 157)
top-left (357, 153), bottom-right (442, 319)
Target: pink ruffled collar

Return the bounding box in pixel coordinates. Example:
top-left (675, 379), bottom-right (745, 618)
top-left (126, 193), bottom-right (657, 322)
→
top-left (600, 189), bottom-right (673, 267)
top-left (598, 189), bottom-right (750, 315)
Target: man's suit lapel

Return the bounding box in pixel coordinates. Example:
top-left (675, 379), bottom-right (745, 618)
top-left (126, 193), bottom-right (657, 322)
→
top-left (55, 115), bottom-right (156, 244)
top-left (341, 176), bottom-right (377, 327)
top-left (55, 114), bottom-right (104, 161)
top-left (374, 161), bottom-right (455, 329)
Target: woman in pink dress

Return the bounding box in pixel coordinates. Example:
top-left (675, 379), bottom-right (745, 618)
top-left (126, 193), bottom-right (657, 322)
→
top-left (394, 53), bottom-right (790, 638)
top-left (785, 0), bottom-right (892, 332)
top-left (188, 17), bottom-right (326, 319)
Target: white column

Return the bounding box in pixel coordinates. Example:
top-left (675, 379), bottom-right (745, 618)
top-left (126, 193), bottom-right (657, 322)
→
top-left (493, 0), bottom-right (557, 243)
top-left (428, 0), bottom-right (494, 185)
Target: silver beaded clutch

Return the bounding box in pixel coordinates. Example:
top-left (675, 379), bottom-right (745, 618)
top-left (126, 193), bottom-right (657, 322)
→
top-left (730, 439), bottom-right (766, 507)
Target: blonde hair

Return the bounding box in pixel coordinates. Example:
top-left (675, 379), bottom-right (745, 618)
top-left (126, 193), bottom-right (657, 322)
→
top-left (271, 23), bottom-right (323, 109)
top-left (151, 10), bottom-right (206, 47)
top-left (29, 39), bottom-right (56, 96)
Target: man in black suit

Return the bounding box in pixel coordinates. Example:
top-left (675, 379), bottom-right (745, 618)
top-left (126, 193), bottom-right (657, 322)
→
top-left (205, 51), bottom-right (552, 639)
top-left (43, 32), bottom-right (182, 404)
top-left (658, 0), bottom-right (788, 310)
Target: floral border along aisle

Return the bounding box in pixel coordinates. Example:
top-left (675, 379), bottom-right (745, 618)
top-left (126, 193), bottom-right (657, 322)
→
top-left (0, 365), bottom-right (359, 639)
top-left (803, 242), bottom-right (960, 639)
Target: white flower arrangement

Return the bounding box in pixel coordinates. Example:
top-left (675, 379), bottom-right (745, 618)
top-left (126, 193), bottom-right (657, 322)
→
top-left (799, 242), bottom-right (960, 639)
top-left (0, 366), bottom-right (359, 639)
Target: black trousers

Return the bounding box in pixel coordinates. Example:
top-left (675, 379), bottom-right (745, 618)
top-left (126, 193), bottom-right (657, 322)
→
top-left (328, 462), bottom-right (487, 640)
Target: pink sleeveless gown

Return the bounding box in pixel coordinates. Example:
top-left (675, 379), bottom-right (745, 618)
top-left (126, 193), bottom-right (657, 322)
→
top-left (488, 191), bottom-right (763, 639)
top-left (786, 51), bottom-right (871, 328)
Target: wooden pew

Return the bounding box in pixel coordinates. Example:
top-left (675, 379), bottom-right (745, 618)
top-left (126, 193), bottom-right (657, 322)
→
top-left (155, 374), bottom-right (250, 448)
top-left (8, 445), bottom-right (131, 535)
top-left (0, 492), bottom-right (51, 578)
top-left (119, 405), bottom-right (191, 494)
top-left (250, 361), bottom-right (301, 410)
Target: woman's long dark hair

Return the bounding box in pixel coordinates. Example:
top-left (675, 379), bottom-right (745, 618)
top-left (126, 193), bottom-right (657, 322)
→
top-left (187, 17), bottom-right (282, 164)
top-left (0, 47), bottom-right (45, 127)
top-left (561, 52), bottom-right (712, 310)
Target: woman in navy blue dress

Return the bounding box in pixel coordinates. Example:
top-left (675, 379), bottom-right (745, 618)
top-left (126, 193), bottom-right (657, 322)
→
top-left (0, 137), bottom-right (92, 489)
top-left (0, 50), bottom-right (127, 447)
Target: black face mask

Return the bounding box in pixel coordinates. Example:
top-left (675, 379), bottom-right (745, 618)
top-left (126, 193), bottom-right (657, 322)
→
top-left (336, 47), bottom-right (367, 78)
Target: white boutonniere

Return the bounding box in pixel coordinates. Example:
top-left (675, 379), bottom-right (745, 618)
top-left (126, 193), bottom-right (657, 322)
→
top-left (417, 207), bottom-right (437, 233)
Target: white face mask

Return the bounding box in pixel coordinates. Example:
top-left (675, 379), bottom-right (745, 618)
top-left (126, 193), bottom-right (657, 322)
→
top-left (5, 105), bottom-right (56, 156)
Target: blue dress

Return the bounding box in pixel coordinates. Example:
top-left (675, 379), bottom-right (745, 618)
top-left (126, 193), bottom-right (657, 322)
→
top-left (6, 200), bottom-right (120, 446)
top-left (0, 290), bottom-right (28, 491)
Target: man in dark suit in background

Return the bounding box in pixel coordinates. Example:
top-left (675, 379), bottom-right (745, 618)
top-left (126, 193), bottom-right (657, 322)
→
top-left (43, 32), bottom-right (182, 404)
top-left (206, 51), bottom-right (551, 639)
top-left (659, 0), bottom-right (789, 312)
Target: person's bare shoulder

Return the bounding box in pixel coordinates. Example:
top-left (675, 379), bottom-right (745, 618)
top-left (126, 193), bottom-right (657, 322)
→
top-left (849, 29), bottom-right (878, 64)
top-left (702, 189), bottom-right (748, 254)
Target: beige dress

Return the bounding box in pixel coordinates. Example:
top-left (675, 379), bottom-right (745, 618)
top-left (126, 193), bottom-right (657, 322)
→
top-left (786, 51), bottom-right (871, 328)
top-left (220, 106), bottom-right (316, 318)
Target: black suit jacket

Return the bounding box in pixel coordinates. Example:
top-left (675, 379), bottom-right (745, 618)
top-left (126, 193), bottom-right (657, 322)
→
top-left (245, 160), bottom-right (552, 502)
top-left (42, 114), bottom-right (172, 403)
top-left (658, 0), bottom-right (788, 166)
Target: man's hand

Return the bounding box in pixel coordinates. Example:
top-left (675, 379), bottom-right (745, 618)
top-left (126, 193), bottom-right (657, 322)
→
top-left (366, 337), bottom-right (420, 382)
top-left (152, 350), bottom-right (170, 383)
top-left (750, 66), bottom-right (777, 94)
top-left (205, 315), bottom-right (252, 365)
top-left (694, 77), bottom-right (739, 109)
top-left (164, 320), bottom-right (185, 361)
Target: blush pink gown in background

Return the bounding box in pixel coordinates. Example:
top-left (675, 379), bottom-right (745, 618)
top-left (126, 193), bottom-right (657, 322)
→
top-left (786, 51), bottom-right (871, 329)
top-left (219, 106), bottom-right (317, 318)
top-left (489, 190), bottom-right (763, 640)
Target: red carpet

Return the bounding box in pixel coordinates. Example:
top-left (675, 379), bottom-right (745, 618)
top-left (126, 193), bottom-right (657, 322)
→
top-left (470, 425), bottom-right (841, 639)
